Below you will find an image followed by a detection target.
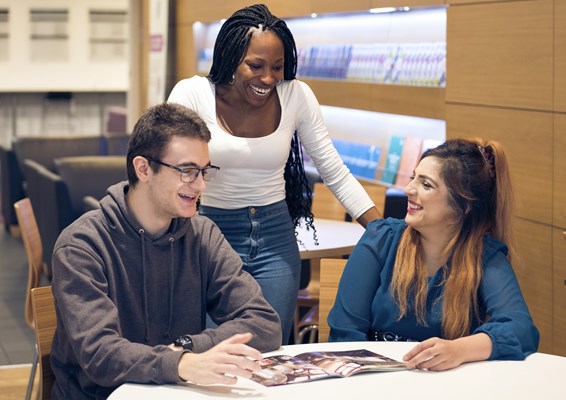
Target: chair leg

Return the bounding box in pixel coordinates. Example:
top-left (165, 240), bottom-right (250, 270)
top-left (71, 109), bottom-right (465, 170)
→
top-left (307, 325), bottom-right (318, 343)
top-left (25, 344), bottom-right (38, 400)
top-left (293, 307), bottom-right (300, 344)
top-left (298, 324), bottom-right (319, 344)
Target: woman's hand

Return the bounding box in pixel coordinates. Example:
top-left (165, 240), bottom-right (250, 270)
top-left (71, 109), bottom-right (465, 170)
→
top-left (177, 332), bottom-right (263, 385)
top-left (356, 206), bottom-right (382, 227)
top-left (403, 333), bottom-right (492, 371)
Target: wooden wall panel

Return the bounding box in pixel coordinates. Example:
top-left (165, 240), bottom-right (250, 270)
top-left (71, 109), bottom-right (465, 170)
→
top-left (514, 219), bottom-right (553, 354)
top-left (302, 79), bottom-right (444, 119)
top-left (175, 23), bottom-right (195, 81)
top-left (178, 0), bottom-right (311, 22)
top-left (371, 0), bottom-right (444, 7)
top-left (224, 1), bottom-right (312, 18)
top-left (556, 0), bottom-right (566, 112)
top-left (312, 0), bottom-right (369, 14)
top-left (448, 0), bottom-right (518, 4)
top-left (446, 0), bottom-right (553, 111)
top-left (304, 79), bottom-right (372, 111)
top-left (141, 0), bottom-right (150, 111)
top-left (371, 85), bottom-right (445, 120)
top-left (445, 104), bottom-right (553, 224)
top-left (177, 0), bottom-right (228, 23)
top-left (553, 229), bottom-right (566, 356)
top-left (555, 114), bottom-right (566, 229)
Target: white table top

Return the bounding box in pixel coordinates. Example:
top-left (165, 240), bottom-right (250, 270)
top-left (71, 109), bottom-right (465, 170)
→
top-left (108, 341), bottom-right (566, 400)
top-left (295, 218), bottom-right (365, 260)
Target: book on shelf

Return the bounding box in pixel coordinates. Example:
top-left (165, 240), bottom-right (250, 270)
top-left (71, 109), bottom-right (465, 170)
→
top-left (298, 42), bottom-right (445, 87)
top-left (381, 135), bottom-right (405, 184)
top-left (250, 349), bottom-right (406, 387)
top-left (332, 138), bottom-right (381, 180)
top-left (395, 136), bottom-right (423, 187)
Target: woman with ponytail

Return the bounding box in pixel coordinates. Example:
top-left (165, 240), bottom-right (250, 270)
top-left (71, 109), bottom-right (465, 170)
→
top-left (329, 138), bottom-right (539, 370)
top-left (168, 4), bottom-right (381, 345)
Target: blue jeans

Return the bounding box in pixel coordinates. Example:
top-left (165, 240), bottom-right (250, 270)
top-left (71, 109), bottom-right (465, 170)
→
top-left (199, 200), bottom-right (301, 345)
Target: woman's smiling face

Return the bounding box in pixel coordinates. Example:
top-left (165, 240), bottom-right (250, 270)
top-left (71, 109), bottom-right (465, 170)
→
top-left (404, 156), bottom-right (456, 235)
top-left (232, 29), bottom-right (285, 107)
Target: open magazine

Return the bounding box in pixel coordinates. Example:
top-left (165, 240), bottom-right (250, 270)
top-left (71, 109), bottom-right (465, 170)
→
top-left (250, 349), bottom-right (407, 387)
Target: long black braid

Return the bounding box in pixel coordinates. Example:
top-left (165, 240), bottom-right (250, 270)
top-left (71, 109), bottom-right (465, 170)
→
top-left (209, 4), bottom-right (317, 238)
top-left (285, 132), bottom-right (317, 242)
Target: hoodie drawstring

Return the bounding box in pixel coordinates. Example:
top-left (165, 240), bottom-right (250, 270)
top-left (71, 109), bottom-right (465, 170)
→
top-left (138, 229), bottom-right (150, 342)
top-left (165, 237), bottom-right (175, 338)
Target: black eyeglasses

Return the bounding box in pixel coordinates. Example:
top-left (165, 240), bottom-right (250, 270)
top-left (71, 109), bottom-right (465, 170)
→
top-left (145, 157), bottom-right (220, 183)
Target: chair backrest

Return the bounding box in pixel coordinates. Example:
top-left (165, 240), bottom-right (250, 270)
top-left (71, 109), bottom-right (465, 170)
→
top-left (13, 135), bottom-right (102, 175)
top-left (312, 182), bottom-right (347, 221)
top-left (383, 187), bottom-right (408, 219)
top-left (24, 159), bottom-right (73, 277)
top-left (319, 258), bottom-right (348, 342)
top-left (14, 198), bottom-right (44, 328)
top-left (31, 286), bottom-right (57, 400)
top-left (54, 155), bottom-right (126, 214)
top-left (1, 145), bottom-right (25, 227)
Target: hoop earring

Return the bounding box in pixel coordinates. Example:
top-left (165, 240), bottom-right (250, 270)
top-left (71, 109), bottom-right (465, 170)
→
top-left (229, 74), bottom-right (235, 85)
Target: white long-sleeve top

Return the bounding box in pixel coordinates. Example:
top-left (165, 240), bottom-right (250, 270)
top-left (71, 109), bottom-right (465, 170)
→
top-left (167, 76), bottom-right (374, 220)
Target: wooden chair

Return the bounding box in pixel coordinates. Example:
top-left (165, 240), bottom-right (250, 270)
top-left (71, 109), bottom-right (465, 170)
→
top-left (294, 183), bottom-right (347, 343)
top-left (319, 258), bottom-right (348, 343)
top-left (14, 198), bottom-right (48, 400)
top-left (14, 198), bottom-right (47, 329)
top-left (294, 261), bottom-right (321, 343)
top-left (31, 286), bottom-right (57, 400)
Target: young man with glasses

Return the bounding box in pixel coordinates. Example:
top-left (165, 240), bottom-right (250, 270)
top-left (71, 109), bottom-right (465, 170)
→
top-left (50, 103), bottom-right (281, 400)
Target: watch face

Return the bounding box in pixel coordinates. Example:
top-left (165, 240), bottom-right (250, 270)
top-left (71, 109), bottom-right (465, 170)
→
top-left (175, 335), bottom-right (193, 350)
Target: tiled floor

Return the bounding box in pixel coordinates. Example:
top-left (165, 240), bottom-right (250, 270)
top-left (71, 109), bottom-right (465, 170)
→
top-left (0, 224), bottom-right (35, 365)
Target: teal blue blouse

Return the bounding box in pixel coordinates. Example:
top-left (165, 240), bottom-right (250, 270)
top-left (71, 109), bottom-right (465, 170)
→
top-left (328, 218), bottom-right (539, 360)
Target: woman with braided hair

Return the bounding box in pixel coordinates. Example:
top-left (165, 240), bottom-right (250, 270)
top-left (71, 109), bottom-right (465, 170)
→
top-left (168, 4), bottom-right (381, 344)
top-left (329, 138), bottom-right (539, 370)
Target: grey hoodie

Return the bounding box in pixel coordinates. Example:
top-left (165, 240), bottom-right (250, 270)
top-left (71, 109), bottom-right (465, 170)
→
top-left (50, 181), bottom-right (281, 399)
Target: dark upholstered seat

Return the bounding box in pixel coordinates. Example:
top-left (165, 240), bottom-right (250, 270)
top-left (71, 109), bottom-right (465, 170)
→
top-left (0, 134), bottom-right (130, 234)
top-left (23, 156), bottom-right (126, 276)
top-left (54, 156), bottom-right (126, 216)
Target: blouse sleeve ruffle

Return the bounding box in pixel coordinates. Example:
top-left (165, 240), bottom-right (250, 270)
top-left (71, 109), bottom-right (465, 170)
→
top-left (474, 314), bottom-right (539, 360)
top-left (474, 237), bottom-right (540, 360)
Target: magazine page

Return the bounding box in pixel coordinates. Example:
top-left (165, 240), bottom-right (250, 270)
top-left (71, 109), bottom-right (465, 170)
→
top-left (293, 349), bottom-right (407, 377)
top-left (251, 355), bottom-right (338, 387)
top-left (250, 349), bottom-right (406, 387)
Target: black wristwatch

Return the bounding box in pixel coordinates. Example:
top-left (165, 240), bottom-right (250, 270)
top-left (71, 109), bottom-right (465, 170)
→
top-left (174, 335), bottom-right (194, 352)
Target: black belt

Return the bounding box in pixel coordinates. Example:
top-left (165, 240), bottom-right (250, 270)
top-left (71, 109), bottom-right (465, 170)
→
top-left (367, 329), bottom-right (417, 342)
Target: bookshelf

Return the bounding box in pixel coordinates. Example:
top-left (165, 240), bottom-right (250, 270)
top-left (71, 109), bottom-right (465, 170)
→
top-left (186, 5), bottom-right (446, 121)
top-left (176, 2), bottom-right (447, 185)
